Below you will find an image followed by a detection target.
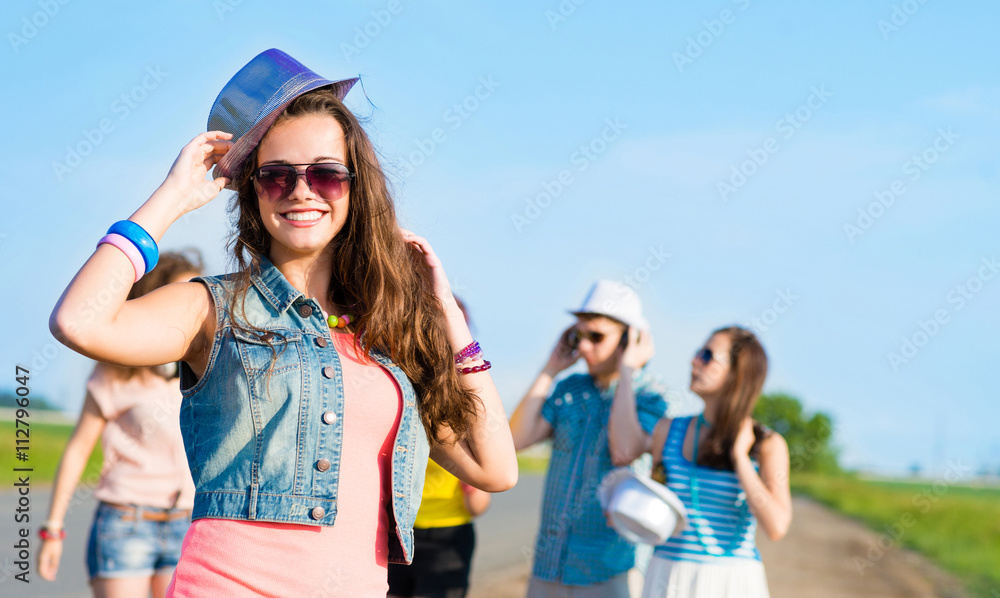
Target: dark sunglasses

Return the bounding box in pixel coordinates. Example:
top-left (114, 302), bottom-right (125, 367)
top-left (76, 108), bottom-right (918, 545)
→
top-left (694, 347), bottom-right (727, 365)
top-left (568, 328), bottom-right (606, 349)
top-left (252, 163), bottom-right (354, 201)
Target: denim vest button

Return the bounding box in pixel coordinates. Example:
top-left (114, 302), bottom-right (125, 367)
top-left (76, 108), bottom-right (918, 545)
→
top-left (315, 337), bottom-right (328, 348)
top-left (310, 506), bottom-right (326, 520)
top-left (322, 411), bottom-right (337, 425)
top-left (316, 458), bottom-right (331, 472)
top-left (259, 331), bottom-right (274, 342)
top-left (298, 304), bottom-right (313, 318)
top-left (322, 366), bottom-right (336, 379)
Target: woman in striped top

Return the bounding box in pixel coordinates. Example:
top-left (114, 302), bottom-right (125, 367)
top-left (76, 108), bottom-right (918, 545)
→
top-left (608, 326), bottom-right (791, 597)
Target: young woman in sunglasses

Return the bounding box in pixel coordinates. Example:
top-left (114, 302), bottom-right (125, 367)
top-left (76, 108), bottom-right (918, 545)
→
top-left (49, 49), bottom-right (517, 597)
top-left (608, 326), bottom-right (791, 598)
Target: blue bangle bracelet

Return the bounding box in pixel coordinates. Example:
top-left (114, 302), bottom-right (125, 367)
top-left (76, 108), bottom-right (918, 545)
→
top-left (107, 220), bottom-right (158, 273)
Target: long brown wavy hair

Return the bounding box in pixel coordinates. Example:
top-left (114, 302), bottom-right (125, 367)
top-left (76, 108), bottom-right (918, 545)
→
top-left (105, 249), bottom-right (204, 381)
top-left (698, 326), bottom-right (772, 470)
top-left (224, 87), bottom-right (480, 445)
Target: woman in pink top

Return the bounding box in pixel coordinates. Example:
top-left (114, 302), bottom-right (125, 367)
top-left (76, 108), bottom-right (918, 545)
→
top-left (168, 330), bottom-right (404, 596)
top-left (38, 251), bottom-right (202, 598)
top-left (49, 49), bottom-right (519, 597)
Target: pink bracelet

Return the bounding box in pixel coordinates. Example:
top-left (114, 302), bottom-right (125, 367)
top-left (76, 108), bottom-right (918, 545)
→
top-left (457, 350), bottom-right (484, 365)
top-left (458, 360), bottom-right (491, 375)
top-left (454, 341), bottom-right (482, 364)
top-left (97, 233), bottom-right (144, 283)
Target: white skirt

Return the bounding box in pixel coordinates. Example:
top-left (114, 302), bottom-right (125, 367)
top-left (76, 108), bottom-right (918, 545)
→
top-left (641, 555), bottom-right (770, 598)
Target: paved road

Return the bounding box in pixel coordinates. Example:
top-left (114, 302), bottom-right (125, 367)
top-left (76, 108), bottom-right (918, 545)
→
top-left (0, 476), bottom-right (968, 597)
top-left (0, 482), bottom-right (95, 597)
top-left (469, 473), bottom-right (545, 597)
top-left (471, 491), bottom-right (971, 598)
top-left (0, 475), bottom-right (547, 598)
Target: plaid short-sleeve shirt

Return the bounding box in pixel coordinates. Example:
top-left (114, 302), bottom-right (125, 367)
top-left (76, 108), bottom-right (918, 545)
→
top-left (533, 370), bottom-right (669, 586)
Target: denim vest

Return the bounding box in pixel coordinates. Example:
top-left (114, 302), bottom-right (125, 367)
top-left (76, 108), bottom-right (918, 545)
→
top-left (177, 256), bottom-right (430, 564)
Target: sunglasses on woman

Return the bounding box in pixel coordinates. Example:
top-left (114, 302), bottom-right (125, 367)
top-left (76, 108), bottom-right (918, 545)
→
top-left (694, 347), bottom-right (727, 365)
top-left (252, 162), bottom-right (354, 201)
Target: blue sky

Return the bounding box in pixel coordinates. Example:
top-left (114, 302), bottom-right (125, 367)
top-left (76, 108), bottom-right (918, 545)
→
top-left (2, 0), bottom-right (997, 476)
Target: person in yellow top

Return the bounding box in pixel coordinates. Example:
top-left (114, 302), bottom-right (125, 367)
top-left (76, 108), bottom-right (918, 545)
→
top-left (388, 298), bottom-right (492, 598)
top-left (388, 451), bottom-right (492, 598)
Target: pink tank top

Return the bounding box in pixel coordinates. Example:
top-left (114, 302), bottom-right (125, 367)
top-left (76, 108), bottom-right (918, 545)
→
top-left (166, 332), bottom-right (403, 597)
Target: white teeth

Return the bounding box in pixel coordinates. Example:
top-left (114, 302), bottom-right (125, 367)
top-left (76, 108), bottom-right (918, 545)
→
top-left (283, 210), bottom-right (324, 221)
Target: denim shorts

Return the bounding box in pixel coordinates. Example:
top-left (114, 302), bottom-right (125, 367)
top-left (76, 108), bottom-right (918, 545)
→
top-left (86, 501), bottom-right (191, 579)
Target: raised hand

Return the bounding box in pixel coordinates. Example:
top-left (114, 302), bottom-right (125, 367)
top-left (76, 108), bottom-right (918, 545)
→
top-left (731, 416), bottom-right (756, 459)
top-left (619, 326), bottom-right (654, 370)
top-left (544, 327), bottom-right (580, 375)
top-left (399, 228), bottom-right (457, 311)
top-left (158, 130), bottom-right (234, 216)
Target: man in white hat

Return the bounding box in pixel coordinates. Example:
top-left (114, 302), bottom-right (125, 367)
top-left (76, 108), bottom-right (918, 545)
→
top-left (510, 280), bottom-right (670, 597)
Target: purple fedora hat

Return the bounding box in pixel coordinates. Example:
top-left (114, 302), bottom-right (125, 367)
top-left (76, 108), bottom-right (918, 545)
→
top-left (207, 48), bottom-right (359, 187)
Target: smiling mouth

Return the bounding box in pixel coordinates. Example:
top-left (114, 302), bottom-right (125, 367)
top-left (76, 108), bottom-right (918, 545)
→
top-left (280, 210), bottom-right (327, 222)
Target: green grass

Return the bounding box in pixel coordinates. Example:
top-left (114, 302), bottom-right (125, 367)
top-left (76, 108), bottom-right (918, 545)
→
top-left (792, 472), bottom-right (1000, 597)
top-left (516, 453), bottom-right (550, 475)
top-left (0, 420), bottom-right (103, 487)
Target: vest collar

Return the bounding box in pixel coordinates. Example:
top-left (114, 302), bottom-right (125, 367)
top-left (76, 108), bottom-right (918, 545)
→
top-left (250, 254), bottom-right (305, 315)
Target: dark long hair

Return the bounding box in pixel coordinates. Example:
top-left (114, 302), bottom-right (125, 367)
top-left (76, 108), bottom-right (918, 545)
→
top-left (224, 87), bottom-right (480, 445)
top-left (698, 326), bottom-right (772, 470)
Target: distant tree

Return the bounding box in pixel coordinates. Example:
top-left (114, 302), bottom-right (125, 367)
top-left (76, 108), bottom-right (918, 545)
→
top-left (753, 393), bottom-right (839, 474)
top-left (0, 391), bottom-right (59, 411)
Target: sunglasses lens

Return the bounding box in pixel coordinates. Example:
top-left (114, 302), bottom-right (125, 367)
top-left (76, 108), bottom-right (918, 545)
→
top-left (571, 330), bottom-right (604, 345)
top-left (697, 348), bottom-right (712, 363)
top-left (255, 165), bottom-right (295, 199)
top-left (306, 164), bottom-right (351, 199)
top-left (567, 329), bottom-right (580, 349)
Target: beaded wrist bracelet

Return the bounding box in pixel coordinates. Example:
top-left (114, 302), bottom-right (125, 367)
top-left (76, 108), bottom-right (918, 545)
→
top-left (454, 341), bottom-right (482, 364)
top-left (38, 527), bottom-right (66, 541)
top-left (458, 360), bottom-right (491, 375)
top-left (457, 349), bottom-right (484, 365)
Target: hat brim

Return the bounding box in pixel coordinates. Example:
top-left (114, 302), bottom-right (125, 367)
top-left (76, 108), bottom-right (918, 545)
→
top-left (212, 77), bottom-right (359, 189)
top-left (567, 310), bottom-right (649, 332)
top-left (598, 467), bottom-right (688, 539)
